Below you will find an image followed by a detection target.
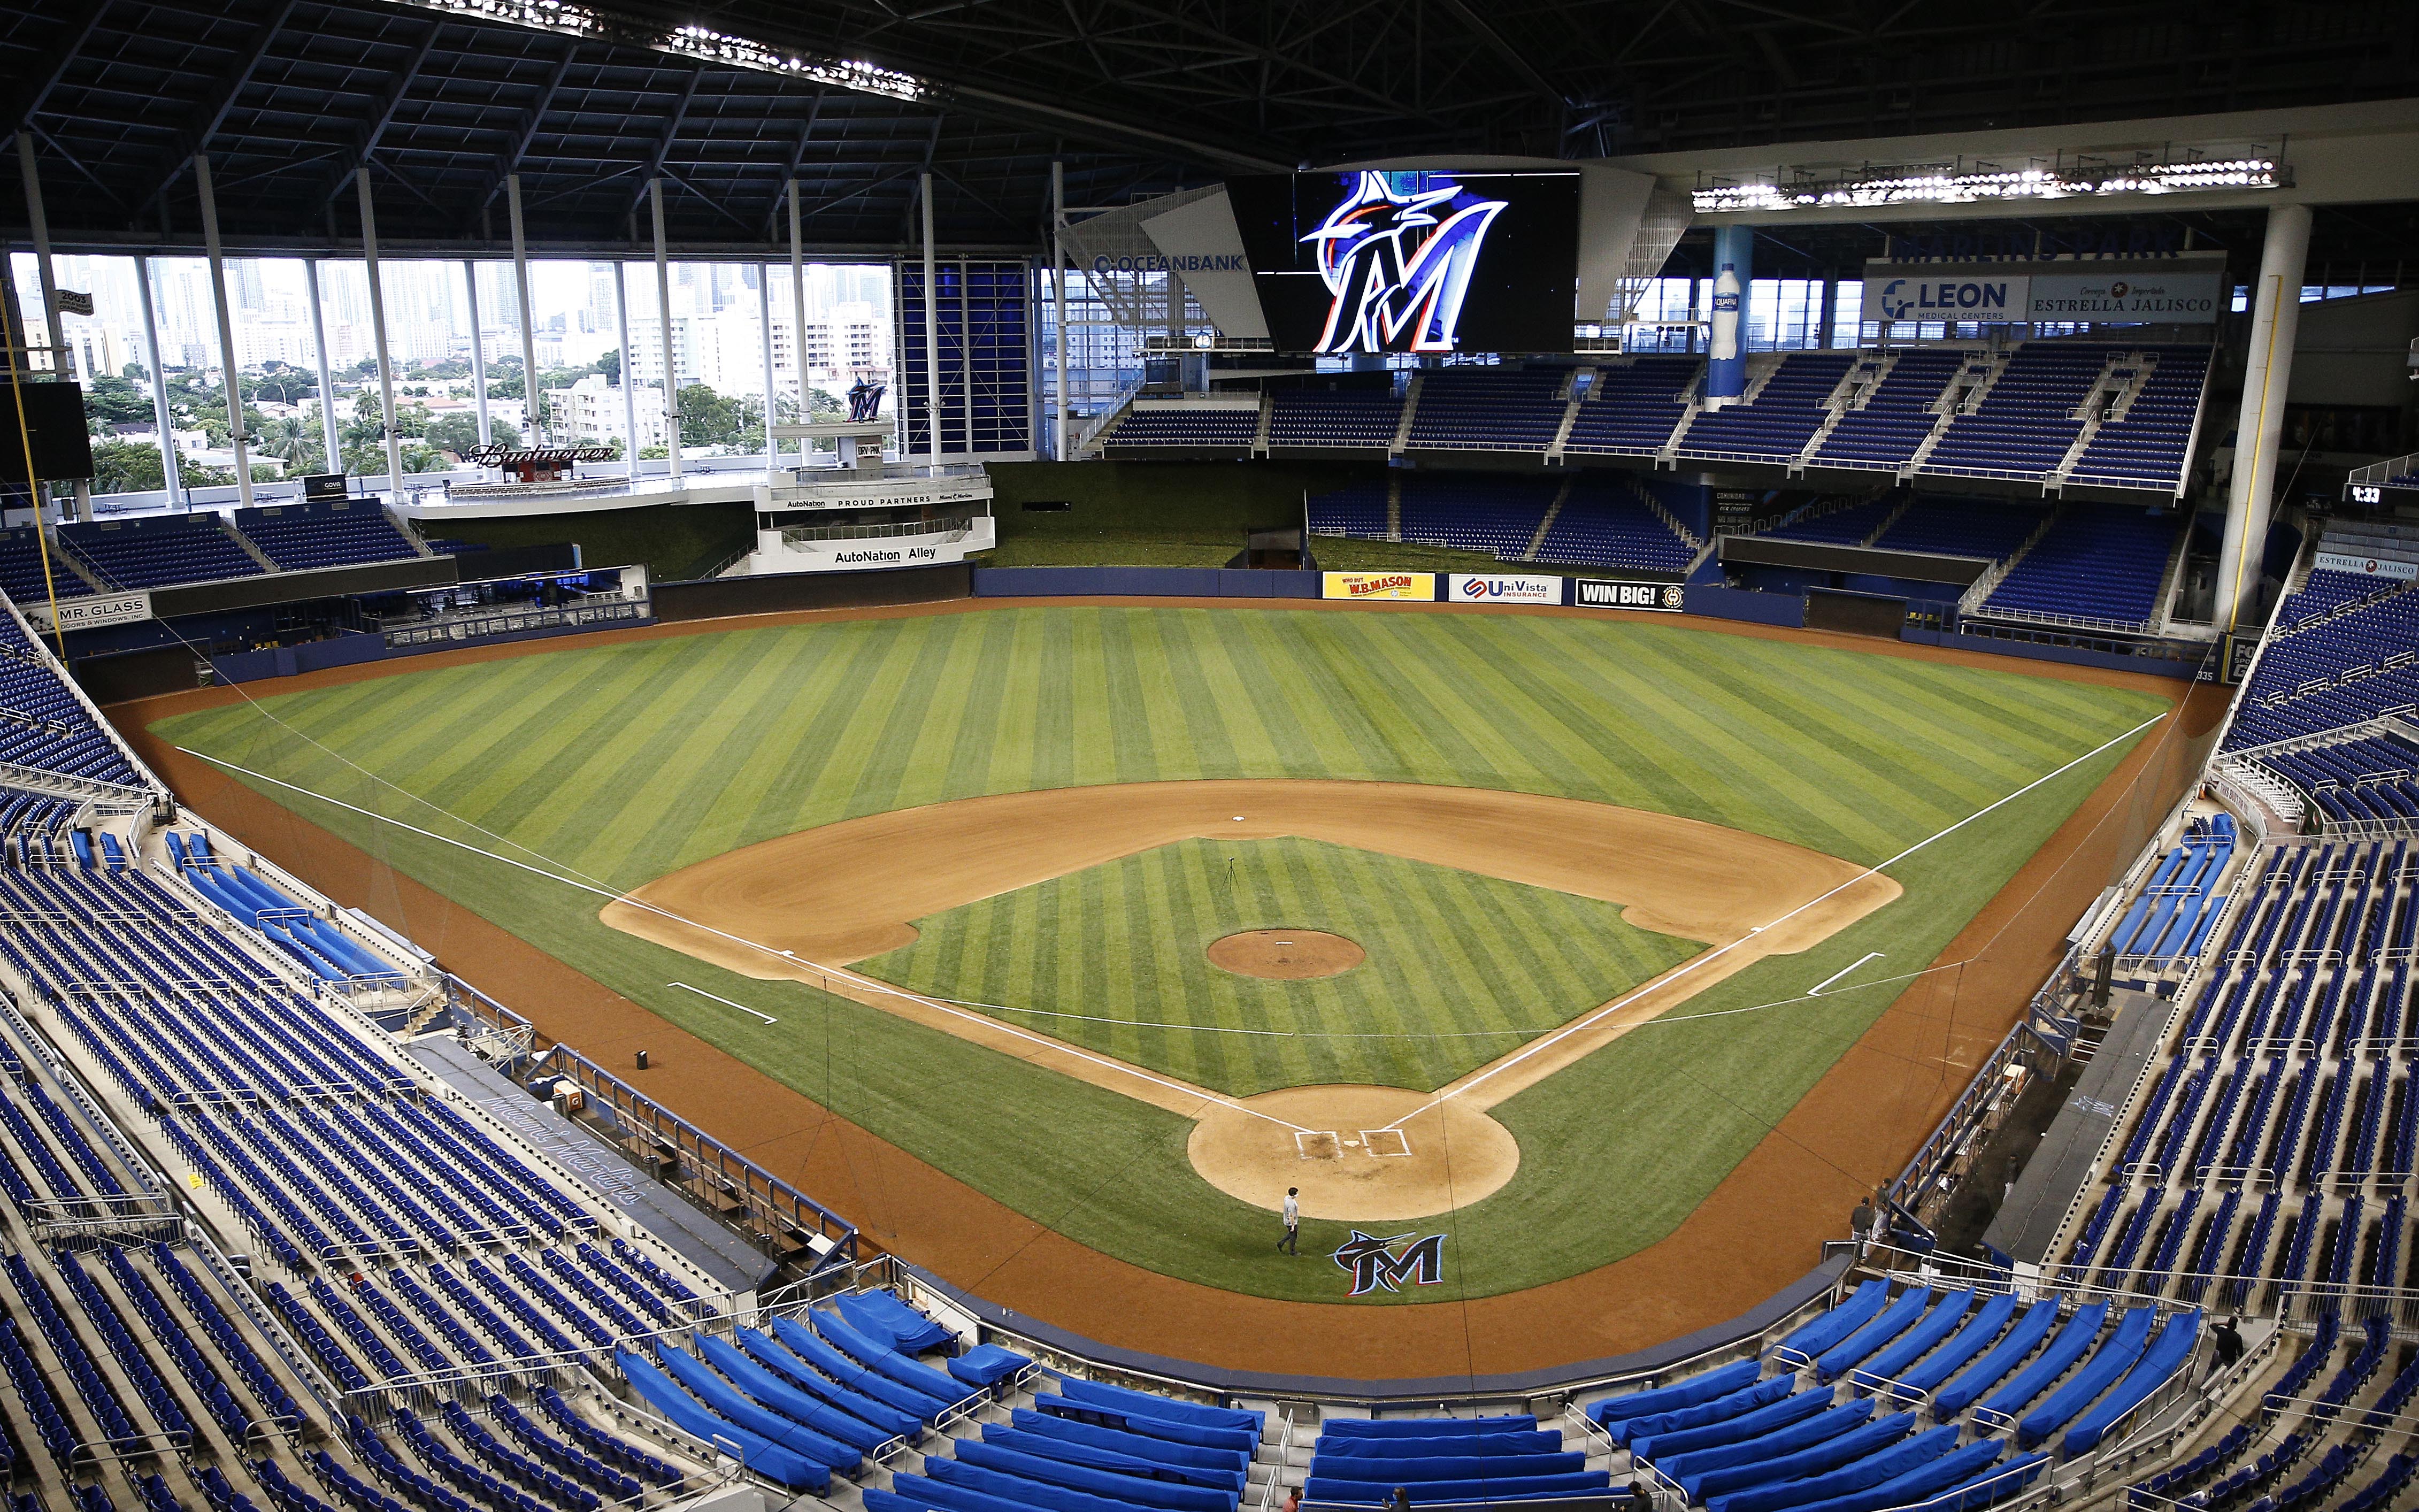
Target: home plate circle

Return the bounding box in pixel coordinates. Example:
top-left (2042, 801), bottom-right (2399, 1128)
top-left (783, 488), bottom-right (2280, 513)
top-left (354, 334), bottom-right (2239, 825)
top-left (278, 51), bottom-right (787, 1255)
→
top-left (1207, 929), bottom-right (1364, 980)
top-left (1188, 1084), bottom-right (1519, 1221)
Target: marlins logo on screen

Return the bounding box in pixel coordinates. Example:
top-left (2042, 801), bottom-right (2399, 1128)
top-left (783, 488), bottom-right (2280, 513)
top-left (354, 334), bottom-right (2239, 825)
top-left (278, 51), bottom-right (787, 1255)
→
top-left (1301, 172), bottom-right (1505, 355)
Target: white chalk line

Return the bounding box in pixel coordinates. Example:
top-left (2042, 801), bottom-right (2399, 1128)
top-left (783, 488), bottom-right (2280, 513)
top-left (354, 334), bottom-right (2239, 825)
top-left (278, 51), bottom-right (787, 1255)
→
top-left (174, 746), bottom-right (1317, 1135)
top-left (1369, 709), bottom-right (2169, 1133)
top-left (670, 981), bottom-right (778, 1024)
top-left (1808, 952), bottom-right (1886, 997)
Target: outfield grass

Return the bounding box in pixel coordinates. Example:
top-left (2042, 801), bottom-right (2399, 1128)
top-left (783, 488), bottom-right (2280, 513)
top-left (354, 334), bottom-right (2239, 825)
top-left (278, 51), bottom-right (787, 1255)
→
top-left (152, 607), bottom-right (2167, 1301)
top-left (861, 836), bottom-right (1702, 1097)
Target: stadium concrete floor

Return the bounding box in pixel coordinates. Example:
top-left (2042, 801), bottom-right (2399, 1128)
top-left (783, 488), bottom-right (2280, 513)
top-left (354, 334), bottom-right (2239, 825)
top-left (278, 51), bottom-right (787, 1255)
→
top-left (111, 597), bottom-right (2228, 1379)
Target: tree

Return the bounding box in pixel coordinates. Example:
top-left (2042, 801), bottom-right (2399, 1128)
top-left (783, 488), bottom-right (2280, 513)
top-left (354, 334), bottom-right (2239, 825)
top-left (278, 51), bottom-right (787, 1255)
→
top-left (675, 383), bottom-right (764, 450)
top-left (83, 373), bottom-right (153, 427)
top-left (596, 350), bottom-right (620, 385)
top-left (257, 416), bottom-right (322, 470)
top-left (423, 414), bottom-right (517, 455)
top-left (247, 363), bottom-right (318, 406)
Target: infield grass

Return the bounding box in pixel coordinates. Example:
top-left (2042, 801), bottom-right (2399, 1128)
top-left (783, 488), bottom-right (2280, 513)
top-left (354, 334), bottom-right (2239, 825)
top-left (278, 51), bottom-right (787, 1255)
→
top-left (150, 605), bottom-right (2170, 1301)
top-left (861, 836), bottom-right (1702, 1097)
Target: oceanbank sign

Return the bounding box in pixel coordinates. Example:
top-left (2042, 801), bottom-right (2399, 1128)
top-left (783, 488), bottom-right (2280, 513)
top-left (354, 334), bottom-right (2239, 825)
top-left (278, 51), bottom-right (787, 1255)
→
top-left (1090, 254), bottom-right (1249, 275)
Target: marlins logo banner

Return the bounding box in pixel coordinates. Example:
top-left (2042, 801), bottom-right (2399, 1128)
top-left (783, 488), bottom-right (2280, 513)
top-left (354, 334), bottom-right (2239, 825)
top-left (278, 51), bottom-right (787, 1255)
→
top-left (1333, 1230), bottom-right (1447, 1296)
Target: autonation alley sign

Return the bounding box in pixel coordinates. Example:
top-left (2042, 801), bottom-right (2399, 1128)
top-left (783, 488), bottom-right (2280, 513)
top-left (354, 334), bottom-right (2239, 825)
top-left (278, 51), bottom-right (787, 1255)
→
top-left (1862, 264), bottom-right (2225, 324)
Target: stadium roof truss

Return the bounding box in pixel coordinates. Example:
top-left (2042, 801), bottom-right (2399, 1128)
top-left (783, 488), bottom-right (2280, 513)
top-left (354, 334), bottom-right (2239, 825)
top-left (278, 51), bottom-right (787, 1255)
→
top-left (0, 0), bottom-right (2414, 258)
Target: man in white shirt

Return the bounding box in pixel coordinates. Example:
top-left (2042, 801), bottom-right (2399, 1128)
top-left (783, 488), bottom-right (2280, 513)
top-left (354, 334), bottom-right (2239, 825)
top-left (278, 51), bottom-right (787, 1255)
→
top-left (1278, 1188), bottom-right (1300, 1255)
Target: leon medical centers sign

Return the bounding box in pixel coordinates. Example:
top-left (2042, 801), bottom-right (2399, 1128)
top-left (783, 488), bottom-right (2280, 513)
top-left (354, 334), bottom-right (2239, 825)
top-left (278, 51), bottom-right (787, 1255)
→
top-left (1862, 259), bottom-right (2225, 325)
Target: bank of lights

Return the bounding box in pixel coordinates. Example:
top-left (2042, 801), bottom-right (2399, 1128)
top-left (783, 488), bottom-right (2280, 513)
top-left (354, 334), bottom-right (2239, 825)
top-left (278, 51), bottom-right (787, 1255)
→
top-left (383, 0), bottom-right (929, 103)
top-left (1694, 158), bottom-right (2280, 213)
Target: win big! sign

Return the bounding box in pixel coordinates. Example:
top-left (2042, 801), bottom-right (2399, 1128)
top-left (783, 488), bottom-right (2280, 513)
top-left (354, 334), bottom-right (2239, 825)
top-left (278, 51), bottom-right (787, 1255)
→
top-left (1575, 578), bottom-right (1684, 612)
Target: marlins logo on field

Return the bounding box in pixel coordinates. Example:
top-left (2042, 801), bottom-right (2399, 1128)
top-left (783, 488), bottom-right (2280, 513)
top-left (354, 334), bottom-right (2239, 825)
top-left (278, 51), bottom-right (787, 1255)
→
top-left (1333, 1229), bottom-right (1447, 1296)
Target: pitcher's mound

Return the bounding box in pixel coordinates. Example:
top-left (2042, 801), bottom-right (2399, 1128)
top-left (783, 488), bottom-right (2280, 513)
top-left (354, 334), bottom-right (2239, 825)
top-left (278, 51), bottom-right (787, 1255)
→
top-left (1209, 929), bottom-right (1364, 980)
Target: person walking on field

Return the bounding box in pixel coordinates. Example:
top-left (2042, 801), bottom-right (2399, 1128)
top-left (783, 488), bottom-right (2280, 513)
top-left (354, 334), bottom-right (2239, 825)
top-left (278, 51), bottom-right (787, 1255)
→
top-left (1278, 1188), bottom-right (1301, 1255)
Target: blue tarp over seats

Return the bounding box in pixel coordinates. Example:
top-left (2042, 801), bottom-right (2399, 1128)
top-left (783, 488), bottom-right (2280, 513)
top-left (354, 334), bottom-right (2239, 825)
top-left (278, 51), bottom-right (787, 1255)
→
top-left (1771, 1282), bottom-right (1888, 1366)
top-left (1055, 1379), bottom-right (1263, 1435)
top-left (1010, 1410), bottom-right (1250, 1476)
top-left (1309, 1455), bottom-right (1586, 1484)
top-left (929, 1454), bottom-right (1171, 1512)
top-left (2015, 1307), bottom-right (2154, 1447)
top-left (771, 1316), bottom-right (955, 1421)
top-left (1316, 1434), bottom-right (1560, 1460)
top-left (68, 831), bottom-right (93, 868)
top-left (1707, 1424), bottom-right (1960, 1512)
top-left (1816, 1287), bottom-right (1934, 1383)
top-left (1894, 1293), bottom-right (2019, 1399)
top-left (1924, 1450), bottom-right (2047, 1512)
top-left (1849, 1291), bottom-right (1975, 1390)
top-left (874, 1479), bottom-right (1089, 1512)
top-left (694, 1336), bottom-right (892, 1455)
top-left (986, 1426), bottom-right (1245, 1494)
top-left (955, 1440), bottom-right (1235, 1512)
top-left (1974, 1303), bottom-right (2110, 1424)
top-left (1320, 1416), bottom-right (1527, 1439)
top-left (1658, 1401), bottom-right (1877, 1485)
top-left (1034, 1393), bottom-right (1258, 1455)
top-left (1302, 1473), bottom-right (1609, 1505)
top-left (812, 1310), bottom-right (974, 1406)
top-left (735, 1327), bottom-right (924, 1438)
top-left (1617, 1377), bottom-right (1794, 1442)
top-left (1590, 1362), bottom-right (1760, 1429)
top-left (843, 1290), bottom-right (960, 1355)
top-left (1631, 1391), bottom-right (1831, 1463)
top-left (1787, 1438), bottom-right (2005, 1512)
top-left (2060, 1311), bottom-right (2201, 1454)
top-left (953, 1344), bottom-right (1034, 1389)
top-left (1683, 1411), bottom-right (1906, 1504)
top-left (1930, 1300), bottom-right (2064, 1417)
top-left (616, 1353), bottom-right (828, 1493)
top-left (657, 1345), bottom-right (860, 1473)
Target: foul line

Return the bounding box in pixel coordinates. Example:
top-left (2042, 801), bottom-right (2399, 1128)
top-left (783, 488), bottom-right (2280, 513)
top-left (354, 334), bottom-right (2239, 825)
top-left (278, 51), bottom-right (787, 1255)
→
top-left (173, 745), bottom-right (1319, 1136)
top-left (1808, 952), bottom-right (1885, 997)
top-left (1370, 709), bottom-right (2169, 1132)
top-left (670, 982), bottom-right (778, 1025)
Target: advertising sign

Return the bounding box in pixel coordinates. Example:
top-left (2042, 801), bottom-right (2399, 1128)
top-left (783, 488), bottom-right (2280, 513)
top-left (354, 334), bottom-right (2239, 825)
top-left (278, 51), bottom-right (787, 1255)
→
top-left (1228, 170), bottom-right (1580, 355)
top-left (1862, 273), bottom-right (2030, 324)
top-left (1323, 572), bottom-right (1437, 601)
top-left (1446, 573), bottom-right (1562, 604)
top-left (21, 589), bottom-right (151, 632)
top-left (1573, 578), bottom-right (1685, 612)
top-left (2314, 551), bottom-right (2419, 582)
top-left (2025, 270), bottom-right (2224, 321)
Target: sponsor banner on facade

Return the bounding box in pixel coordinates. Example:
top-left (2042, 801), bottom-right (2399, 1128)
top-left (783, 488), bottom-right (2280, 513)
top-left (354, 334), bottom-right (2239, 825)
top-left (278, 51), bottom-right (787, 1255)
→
top-left (2025, 270), bottom-right (2224, 320)
top-left (22, 590), bottom-right (151, 632)
top-left (1323, 572), bottom-right (1435, 602)
top-left (1573, 578), bottom-right (1685, 612)
top-left (382, 596), bottom-right (650, 650)
top-left (2314, 551), bottom-right (2419, 582)
top-left (1862, 273), bottom-right (2030, 323)
top-left (1446, 573), bottom-right (1562, 604)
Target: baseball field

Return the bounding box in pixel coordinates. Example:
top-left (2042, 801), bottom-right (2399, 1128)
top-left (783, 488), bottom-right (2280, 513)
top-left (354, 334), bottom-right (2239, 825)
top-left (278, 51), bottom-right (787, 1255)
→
top-left (145, 602), bottom-right (2169, 1314)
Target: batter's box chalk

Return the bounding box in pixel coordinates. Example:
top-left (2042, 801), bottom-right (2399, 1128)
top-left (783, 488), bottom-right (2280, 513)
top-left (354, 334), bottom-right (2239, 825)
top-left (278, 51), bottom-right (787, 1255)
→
top-left (1361, 1129), bottom-right (1411, 1157)
top-left (1294, 1130), bottom-right (1340, 1161)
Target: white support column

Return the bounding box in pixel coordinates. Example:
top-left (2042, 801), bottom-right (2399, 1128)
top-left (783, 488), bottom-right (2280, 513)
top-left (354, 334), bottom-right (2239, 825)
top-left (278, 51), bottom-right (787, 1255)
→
top-left (355, 168), bottom-right (405, 498)
top-left (21, 136), bottom-right (89, 519)
top-left (464, 259), bottom-right (490, 447)
top-left (193, 154), bottom-right (255, 509)
top-left (757, 263), bottom-right (777, 471)
top-left (301, 259), bottom-right (341, 474)
top-left (650, 178), bottom-right (681, 483)
top-left (615, 262), bottom-right (640, 473)
top-left (921, 171), bottom-right (940, 465)
top-left (132, 255), bottom-right (184, 508)
top-left (508, 174), bottom-right (541, 446)
top-left (789, 180), bottom-right (809, 464)
top-left (2215, 204), bottom-right (2313, 634)
top-left (1052, 160), bottom-right (1068, 462)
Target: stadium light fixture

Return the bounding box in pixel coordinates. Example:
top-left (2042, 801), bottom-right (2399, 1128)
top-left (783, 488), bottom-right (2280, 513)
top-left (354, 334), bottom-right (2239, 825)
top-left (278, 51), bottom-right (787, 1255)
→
top-left (381, 0), bottom-right (930, 102)
top-left (1693, 157), bottom-right (2283, 213)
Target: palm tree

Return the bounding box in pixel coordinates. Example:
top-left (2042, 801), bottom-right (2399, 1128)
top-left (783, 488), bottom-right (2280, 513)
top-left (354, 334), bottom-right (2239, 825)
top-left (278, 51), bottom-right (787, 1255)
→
top-left (258, 416), bottom-right (321, 471)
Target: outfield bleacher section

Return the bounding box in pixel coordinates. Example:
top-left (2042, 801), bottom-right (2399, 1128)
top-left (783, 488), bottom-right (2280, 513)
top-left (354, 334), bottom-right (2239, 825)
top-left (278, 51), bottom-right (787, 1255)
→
top-left (1267, 390), bottom-right (1402, 451)
top-left (234, 503), bottom-right (424, 572)
top-left (60, 514), bottom-right (265, 590)
top-left (1809, 350), bottom-right (1967, 474)
top-left (1976, 507), bottom-right (2179, 630)
top-left (1563, 357), bottom-right (1698, 457)
top-left (1403, 369), bottom-right (1567, 454)
top-left (1102, 406), bottom-right (1259, 451)
top-left (1674, 354), bottom-right (1855, 465)
top-left (1870, 496), bottom-right (2050, 563)
top-left (1537, 479), bottom-right (1696, 573)
top-left (1307, 475), bottom-right (1693, 574)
